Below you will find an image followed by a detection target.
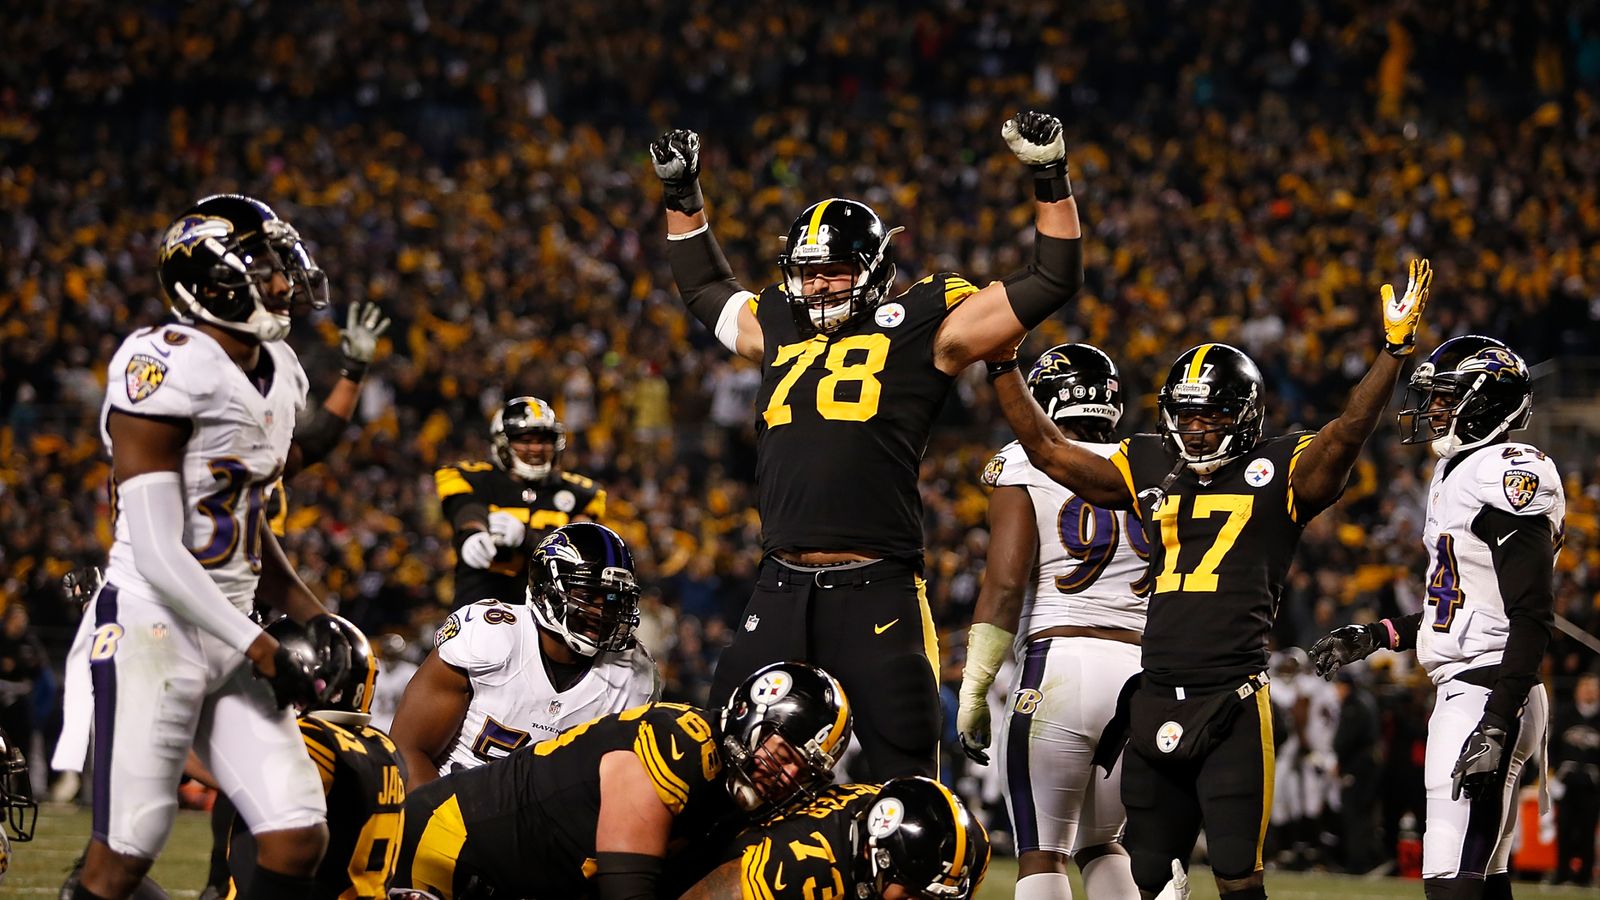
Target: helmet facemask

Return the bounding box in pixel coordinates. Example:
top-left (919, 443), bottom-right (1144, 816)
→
top-left (777, 199), bottom-right (901, 336)
top-left (491, 398), bottom-right (567, 481)
top-left (1399, 362), bottom-right (1532, 459)
top-left (528, 559), bottom-right (641, 657)
top-left (0, 736), bottom-right (37, 843)
top-left (1159, 389), bottom-right (1262, 476)
top-left (723, 721), bottom-right (842, 815)
top-left (163, 215), bottom-right (328, 343)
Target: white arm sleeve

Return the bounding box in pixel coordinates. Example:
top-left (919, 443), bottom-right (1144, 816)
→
top-left (121, 471), bottom-right (264, 654)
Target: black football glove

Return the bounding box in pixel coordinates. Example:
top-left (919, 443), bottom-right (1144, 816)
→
top-left (1451, 720), bottom-right (1509, 800)
top-left (1308, 623), bottom-right (1385, 679)
top-left (1002, 110), bottom-right (1070, 201)
top-left (306, 614), bottom-right (354, 705)
top-left (649, 129), bottom-right (704, 214)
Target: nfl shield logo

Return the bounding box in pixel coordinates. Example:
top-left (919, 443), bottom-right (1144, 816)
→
top-left (547, 699), bottom-right (562, 717)
top-left (744, 613), bottom-right (760, 632)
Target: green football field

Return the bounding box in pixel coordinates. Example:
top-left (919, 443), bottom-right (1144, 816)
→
top-left (9, 804), bottom-right (1595, 898)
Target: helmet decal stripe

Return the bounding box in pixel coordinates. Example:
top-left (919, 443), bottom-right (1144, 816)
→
top-left (939, 779), bottom-right (968, 887)
top-left (804, 199), bottom-right (835, 245)
top-left (1184, 343), bottom-right (1215, 384)
top-left (823, 676), bottom-right (851, 753)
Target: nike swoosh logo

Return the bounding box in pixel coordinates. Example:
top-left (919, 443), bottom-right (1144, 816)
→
top-left (773, 862), bottom-right (787, 891)
top-left (462, 609), bottom-right (474, 622)
top-left (1444, 691), bottom-right (1464, 702)
top-left (669, 734), bottom-right (685, 761)
top-left (153, 345), bottom-right (172, 358)
top-left (1496, 532), bottom-right (1515, 546)
top-left (874, 619), bottom-right (900, 635)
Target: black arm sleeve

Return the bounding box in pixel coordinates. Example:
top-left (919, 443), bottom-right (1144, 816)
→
top-left (439, 493), bottom-right (490, 547)
top-left (292, 405), bottom-right (348, 469)
top-left (1000, 234), bottom-right (1083, 328)
top-left (1387, 612), bottom-right (1424, 652)
top-left (594, 852), bottom-right (663, 900)
top-left (1471, 506), bottom-right (1557, 728)
top-left (666, 227), bottom-right (746, 335)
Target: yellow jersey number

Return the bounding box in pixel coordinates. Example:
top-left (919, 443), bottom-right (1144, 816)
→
top-left (763, 334), bottom-right (890, 427)
top-left (1150, 493), bottom-right (1253, 593)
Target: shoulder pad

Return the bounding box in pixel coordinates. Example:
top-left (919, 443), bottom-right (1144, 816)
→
top-left (980, 442), bottom-right (1032, 488)
top-left (106, 328), bottom-right (217, 419)
top-left (1475, 443), bottom-right (1563, 517)
top-left (434, 601), bottom-right (521, 676)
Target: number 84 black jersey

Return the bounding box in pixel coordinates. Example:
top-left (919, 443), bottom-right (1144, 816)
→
top-left (1109, 432), bottom-right (1319, 688)
top-left (751, 272), bottom-right (977, 558)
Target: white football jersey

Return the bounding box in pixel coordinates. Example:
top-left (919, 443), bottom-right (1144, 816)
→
top-left (434, 599), bottom-right (660, 774)
top-left (1417, 442), bottom-right (1565, 682)
top-left (980, 441), bottom-right (1148, 635)
top-left (101, 323), bottom-right (307, 609)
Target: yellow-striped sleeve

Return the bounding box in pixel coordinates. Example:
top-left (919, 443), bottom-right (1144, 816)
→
top-left (584, 489), bottom-right (607, 518)
top-left (747, 293), bottom-right (761, 316)
top-left (299, 721), bottom-right (337, 793)
top-left (1284, 434), bottom-right (1317, 523)
top-left (633, 723), bottom-right (691, 813)
top-left (943, 273), bottom-right (979, 309)
top-left (740, 839), bottom-right (777, 900)
top-left (434, 466), bottom-right (474, 499)
top-left (1109, 439), bottom-right (1140, 516)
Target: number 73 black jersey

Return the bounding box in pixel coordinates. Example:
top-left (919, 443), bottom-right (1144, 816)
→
top-left (1109, 432), bottom-right (1320, 688)
top-left (751, 273), bottom-right (977, 558)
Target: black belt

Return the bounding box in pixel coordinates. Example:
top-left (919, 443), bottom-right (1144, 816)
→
top-left (1140, 671), bottom-right (1270, 701)
top-left (757, 556), bottom-right (918, 589)
top-left (1453, 664), bottom-right (1500, 689)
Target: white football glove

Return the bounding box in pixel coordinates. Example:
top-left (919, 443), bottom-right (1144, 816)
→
top-left (1002, 110), bottom-right (1066, 167)
top-left (460, 531), bottom-right (498, 569)
top-left (339, 300), bottom-right (391, 378)
top-left (487, 510), bottom-right (527, 548)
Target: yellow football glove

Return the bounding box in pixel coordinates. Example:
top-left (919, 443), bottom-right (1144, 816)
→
top-left (1382, 258), bottom-right (1432, 357)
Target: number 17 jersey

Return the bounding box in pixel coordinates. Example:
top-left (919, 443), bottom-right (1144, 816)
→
top-left (1110, 432), bottom-right (1318, 688)
top-left (752, 272), bottom-right (977, 558)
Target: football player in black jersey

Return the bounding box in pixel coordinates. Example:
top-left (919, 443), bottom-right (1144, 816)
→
top-left (435, 396), bottom-right (606, 609)
top-left (651, 111), bottom-right (1085, 779)
top-left (200, 616), bottom-right (406, 900)
top-left (389, 661), bottom-right (851, 900)
top-left (987, 261), bottom-right (1433, 899)
top-left (675, 776), bottom-right (990, 900)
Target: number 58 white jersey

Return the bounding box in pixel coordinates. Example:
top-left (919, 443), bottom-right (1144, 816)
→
top-left (1417, 442), bottom-right (1564, 683)
top-left (981, 441), bottom-right (1149, 635)
top-left (100, 323), bottom-right (307, 610)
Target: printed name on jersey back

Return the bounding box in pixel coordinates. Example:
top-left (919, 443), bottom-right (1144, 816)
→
top-left (1476, 443), bottom-right (1563, 518)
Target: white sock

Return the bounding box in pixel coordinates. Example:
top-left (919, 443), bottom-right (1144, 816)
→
top-left (1080, 853), bottom-right (1140, 900)
top-left (1016, 871), bottom-right (1074, 900)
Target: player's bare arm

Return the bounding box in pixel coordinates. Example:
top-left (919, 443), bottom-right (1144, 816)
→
top-left (387, 649), bottom-right (473, 790)
top-left (594, 748), bottom-right (675, 898)
top-left (991, 368), bottom-right (1132, 509)
top-left (956, 483), bottom-right (1037, 764)
top-left (933, 111), bottom-right (1084, 375)
top-left (653, 129), bottom-right (764, 362)
top-left (675, 859), bottom-right (743, 900)
top-left (1291, 259), bottom-right (1432, 516)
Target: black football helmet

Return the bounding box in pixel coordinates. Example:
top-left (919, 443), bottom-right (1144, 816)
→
top-left (853, 777), bottom-right (990, 900)
top-left (491, 396), bottom-right (566, 481)
top-left (305, 615), bottom-right (378, 727)
top-left (1157, 342), bottom-right (1265, 475)
top-left (1026, 343), bottom-right (1123, 442)
top-left (0, 728), bottom-right (36, 844)
top-left (265, 616), bottom-right (351, 709)
top-left (1399, 335), bottom-right (1532, 459)
top-left (527, 523), bottom-right (642, 657)
top-left (720, 662), bottom-right (852, 814)
top-left (157, 194), bottom-right (328, 342)
top-left (777, 198), bottom-right (901, 335)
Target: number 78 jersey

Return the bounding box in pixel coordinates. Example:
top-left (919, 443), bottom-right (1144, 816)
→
top-left (100, 324), bottom-right (307, 608)
top-left (751, 272), bottom-right (978, 558)
top-left (1417, 443), bottom-right (1565, 682)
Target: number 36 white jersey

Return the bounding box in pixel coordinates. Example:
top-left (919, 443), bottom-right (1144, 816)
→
top-left (433, 599), bottom-right (660, 775)
top-left (100, 323), bottom-right (307, 609)
top-left (1417, 442), bottom-right (1564, 683)
top-left (981, 441), bottom-right (1149, 635)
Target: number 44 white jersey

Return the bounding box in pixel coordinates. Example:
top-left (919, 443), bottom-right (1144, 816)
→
top-left (100, 323), bottom-right (308, 609)
top-left (433, 599), bottom-right (660, 775)
top-left (1417, 442), bottom-right (1565, 683)
top-left (981, 441), bottom-right (1149, 635)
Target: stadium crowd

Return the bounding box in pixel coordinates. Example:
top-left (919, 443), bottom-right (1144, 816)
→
top-left (2, 0), bottom-right (1599, 879)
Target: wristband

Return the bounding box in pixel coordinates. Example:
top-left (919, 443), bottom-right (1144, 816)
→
top-left (1380, 618), bottom-right (1399, 651)
top-left (339, 359), bottom-right (368, 382)
top-left (985, 358), bottom-right (1020, 382)
top-left (662, 179), bottom-right (705, 215)
top-left (1031, 160), bottom-right (1073, 202)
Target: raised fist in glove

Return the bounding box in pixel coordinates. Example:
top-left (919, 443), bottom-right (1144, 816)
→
top-left (1382, 258), bottom-right (1432, 357)
top-left (339, 300), bottom-right (390, 380)
top-left (1452, 719), bottom-right (1508, 800)
top-left (649, 129), bottom-right (704, 214)
top-left (1003, 111), bottom-right (1070, 201)
top-left (460, 531), bottom-right (499, 569)
top-left (1308, 623), bottom-right (1385, 679)
top-left (487, 510), bottom-right (527, 548)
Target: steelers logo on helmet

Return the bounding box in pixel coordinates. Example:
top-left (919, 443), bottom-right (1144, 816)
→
top-left (750, 669), bottom-right (793, 705)
top-left (867, 797), bottom-right (906, 838)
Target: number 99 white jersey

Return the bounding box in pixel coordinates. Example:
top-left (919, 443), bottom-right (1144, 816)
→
top-left (981, 441), bottom-right (1149, 634)
top-left (100, 324), bottom-right (308, 610)
top-left (1417, 442), bottom-right (1564, 683)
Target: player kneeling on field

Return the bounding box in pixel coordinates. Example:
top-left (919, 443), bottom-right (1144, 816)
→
top-left (389, 661), bottom-right (852, 900)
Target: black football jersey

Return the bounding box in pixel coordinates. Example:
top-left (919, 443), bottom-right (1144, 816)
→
top-left (1109, 432), bottom-right (1318, 688)
top-left (732, 783), bottom-right (878, 900)
top-left (228, 718), bottom-right (408, 900)
top-left (405, 702), bottom-right (736, 899)
top-left (751, 273), bottom-right (977, 558)
top-left (434, 462), bottom-right (605, 606)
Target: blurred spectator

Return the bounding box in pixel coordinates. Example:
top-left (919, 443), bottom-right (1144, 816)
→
top-left (1552, 671), bottom-right (1600, 886)
top-left (0, 602), bottom-right (47, 765)
top-left (1334, 670), bottom-right (1383, 875)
